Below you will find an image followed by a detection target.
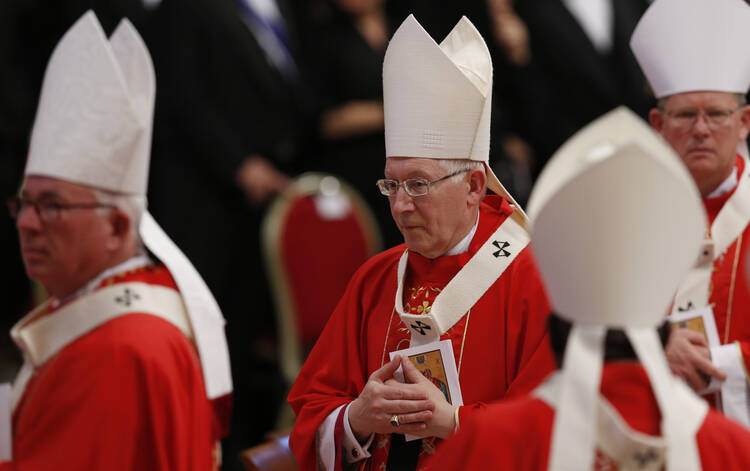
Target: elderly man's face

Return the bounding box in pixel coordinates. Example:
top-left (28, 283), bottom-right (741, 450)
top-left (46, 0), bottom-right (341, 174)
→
top-left (16, 176), bottom-right (116, 298)
top-left (650, 91), bottom-right (750, 196)
top-left (385, 157), bottom-right (475, 259)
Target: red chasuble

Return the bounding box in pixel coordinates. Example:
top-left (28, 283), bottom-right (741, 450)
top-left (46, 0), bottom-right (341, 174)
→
top-left (425, 363), bottom-right (750, 471)
top-left (4, 265), bottom-right (229, 471)
top-left (704, 156), bottom-right (750, 372)
top-left (288, 195), bottom-right (555, 470)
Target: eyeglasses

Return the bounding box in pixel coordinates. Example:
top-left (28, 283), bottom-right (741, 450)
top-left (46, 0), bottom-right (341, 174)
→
top-left (6, 196), bottom-right (116, 224)
top-left (376, 168), bottom-right (470, 197)
top-left (662, 107), bottom-right (740, 130)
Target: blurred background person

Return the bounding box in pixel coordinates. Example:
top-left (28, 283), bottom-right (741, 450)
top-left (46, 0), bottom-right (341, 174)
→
top-left (300, 0), bottom-right (401, 247)
top-left (141, 0), bottom-right (318, 468)
top-left (510, 0), bottom-right (652, 176)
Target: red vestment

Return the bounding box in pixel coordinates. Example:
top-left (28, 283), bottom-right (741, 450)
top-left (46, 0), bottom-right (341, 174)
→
top-left (2, 265), bottom-right (229, 471)
top-left (704, 156), bottom-right (750, 372)
top-left (288, 195), bottom-right (555, 470)
top-left (425, 363), bottom-right (750, 470)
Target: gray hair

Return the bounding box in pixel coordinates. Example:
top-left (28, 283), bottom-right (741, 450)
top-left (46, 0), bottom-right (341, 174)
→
top-left (435, 159), bottom-right (484, 181)
top-left (91, 188), bottom-right (146, 251)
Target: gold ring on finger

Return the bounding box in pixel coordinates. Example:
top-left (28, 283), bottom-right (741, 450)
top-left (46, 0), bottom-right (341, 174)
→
top-left (389, 414), bottom-right (400, 427)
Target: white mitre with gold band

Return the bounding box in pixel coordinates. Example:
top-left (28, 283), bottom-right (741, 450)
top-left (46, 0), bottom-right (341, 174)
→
top-left (383, 14), bottom-right (528, 230)
top-left (527, 107), bottom-right (708, 471)
top-left (22, 11), bottom-right (232, 400)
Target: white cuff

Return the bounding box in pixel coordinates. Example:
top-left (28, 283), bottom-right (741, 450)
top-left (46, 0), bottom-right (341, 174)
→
top-left (711, 342), bottom-right (750, 428)
top-left (343, 405), bottom-right (374, 464)
top-left (316, 403), bottom-right (374, 470)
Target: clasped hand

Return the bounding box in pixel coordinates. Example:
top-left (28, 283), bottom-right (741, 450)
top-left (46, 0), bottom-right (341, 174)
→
top-left (665, 328), bottom-right (727, 391)
top-left (348, 355), bottom-right (457, 442)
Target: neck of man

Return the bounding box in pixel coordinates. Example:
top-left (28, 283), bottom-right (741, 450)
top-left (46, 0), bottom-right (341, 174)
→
top-left (49, 253), bottom-right (151, 307)
top-left (697, 158), bottom-right (736, 198)
top-left (48, 247), bottom-right (141, 300)
top-left (444, 211), bottom-right (481, 257)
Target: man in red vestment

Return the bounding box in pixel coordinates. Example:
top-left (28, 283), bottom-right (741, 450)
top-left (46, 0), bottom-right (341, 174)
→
top-left (428, 108), bottom-right (750, 471)
top-left (0, 11), bottom-right (232, 470)
top-left (426, 322), bottom-right (750, 471)
top-left (288, 15), bottom-right (554, 471)
top-left (631, 0), bottom-right (750, 426)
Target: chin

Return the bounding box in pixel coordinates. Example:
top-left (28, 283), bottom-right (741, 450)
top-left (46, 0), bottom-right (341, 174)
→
top-left (404, 239), bottom-right (428, 256)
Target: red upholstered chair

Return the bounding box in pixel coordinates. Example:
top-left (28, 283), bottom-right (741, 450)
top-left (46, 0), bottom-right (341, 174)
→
top-left (262, 173), bottom-right (382, 393)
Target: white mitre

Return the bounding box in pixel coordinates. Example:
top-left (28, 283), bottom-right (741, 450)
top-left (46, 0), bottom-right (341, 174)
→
top-left (383, 14), bottom-right (528, 229)
top-left (630, 0), bottom-right (750, 98)
top-left (23, 11), bottom-right (232, 400)
top-left (527, 107), bottom-right (708, 470)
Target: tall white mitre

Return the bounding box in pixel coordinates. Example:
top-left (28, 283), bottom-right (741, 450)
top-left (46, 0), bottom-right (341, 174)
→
top-left (23, 11), bottom-right (232, 400)
top-left (630, 0), bottom-right (750, 99)
top-left (631, 0), bottom-right (750, 158)
top-left (26, 11), bottom-right (153, 194)
top-left (527, 108), bottom-right (708, 470)
top-left (383, 14), bottom-right (528, 229)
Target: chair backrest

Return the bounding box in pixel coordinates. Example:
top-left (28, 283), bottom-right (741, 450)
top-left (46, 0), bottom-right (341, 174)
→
top-left (240, 434), bottom-right (296, 471)
top-left (262, 173), bottom-right (382, 385)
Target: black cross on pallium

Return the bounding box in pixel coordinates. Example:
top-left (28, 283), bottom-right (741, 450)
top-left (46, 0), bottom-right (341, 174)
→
top-left (677, 301), bottom-right (694, 312)
top-left (115, 288), bottom-right (141, 307)
top-left (633, 449), bottom-right (659, 468)
top-left (492, 240), bottom-right (511, 258)
top-left (410, 320), bottom-right (431, 335)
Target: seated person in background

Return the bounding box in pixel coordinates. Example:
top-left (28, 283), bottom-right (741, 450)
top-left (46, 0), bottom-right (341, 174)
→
top-left (1, 11), bottom-right (232, 470)
top-left (426, 108), bottom-right (750, 471)
top-left (288, 14), bottom-right (555, 471)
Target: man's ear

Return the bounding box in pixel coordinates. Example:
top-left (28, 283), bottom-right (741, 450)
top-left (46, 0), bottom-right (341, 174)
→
top-left (649, 108), bottom-right (664, 134)
top-left (467, 167), bottom-right (487, 205)
top-left (739, 104), bottom-right (750, 141)
top-left (106, 208), bottom-right (132, 250)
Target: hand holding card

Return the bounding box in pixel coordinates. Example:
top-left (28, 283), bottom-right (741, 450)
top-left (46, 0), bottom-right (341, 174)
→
top-left (395, 356), bottom-right (458, 439)
top-left (388, 340), bottom-right (463, 440)
top-left (348, 357), bottom-right (435, 441)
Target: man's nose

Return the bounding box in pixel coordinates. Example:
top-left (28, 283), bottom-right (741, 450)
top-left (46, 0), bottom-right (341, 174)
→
top-left (691, 112), bottom-right (712, 136)
top-left (16, 203), bottom-right (43, 233)
top-left (390, 185), bottom-right (415, 213)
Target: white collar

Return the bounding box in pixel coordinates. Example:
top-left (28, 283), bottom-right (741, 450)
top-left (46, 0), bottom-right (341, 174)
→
top-left (445, 213), bottom-right (480, 256)
top-left (706, 166), bottom-right (738, 199)
top-left (562, 0), bottom-right (614, 54)
top-left (51, 254), bottom-right (152, 309)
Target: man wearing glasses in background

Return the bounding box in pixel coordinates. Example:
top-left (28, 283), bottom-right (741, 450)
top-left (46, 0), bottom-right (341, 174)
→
top-left (288, 15), bottom-right (554, 471)
top-left (1, 12), bottom-right (232, 469)
top-left (631, 0), bottom-right (750, 426)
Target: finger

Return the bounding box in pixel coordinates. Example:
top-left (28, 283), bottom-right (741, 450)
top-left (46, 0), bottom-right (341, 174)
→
top-left (381, 383), bottom-right (430, 401)
top-left (693, 355), bottom-right (727, 382)
top-left (393, 410), bottom-right (433, 425)
top-left (370, 357), bottom-right (403, 383)
top-left (383, 399), bottom-right (434, 414)
top-left (401, 355), bottom-right (430, 385)
top-left (681, 367), bottom-right (708, 392)
top-left (681, 329), bottom-right (709, 347)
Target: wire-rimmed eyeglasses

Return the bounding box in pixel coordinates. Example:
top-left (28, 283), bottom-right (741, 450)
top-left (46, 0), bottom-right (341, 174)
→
top-left (375, 168), bottom-right (471, 197)
top-left (661, 107), bottom-right (740, 130)
top-left (6, 196), bottom-right (116, 224)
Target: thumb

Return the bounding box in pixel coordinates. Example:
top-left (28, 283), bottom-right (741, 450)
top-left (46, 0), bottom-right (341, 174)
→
top-left (401, 355), bottom-right (429, 385)
top-left (370, 355), bottom-right (403, 383)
